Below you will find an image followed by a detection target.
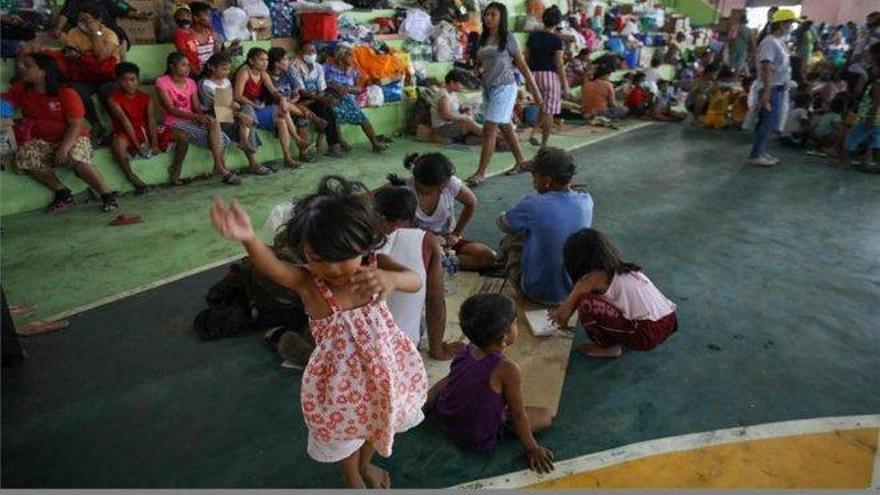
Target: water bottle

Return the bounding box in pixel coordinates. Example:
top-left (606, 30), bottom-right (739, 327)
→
top-left (443, 249), bottom-right (460, 295)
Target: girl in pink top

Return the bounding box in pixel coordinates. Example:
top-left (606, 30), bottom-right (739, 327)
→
top-left (211, 175), bottom-right (427, 488)
top-left (550, 228), bottom-right (677, 358)
top-left (154, 52), bottom-right (239, 185)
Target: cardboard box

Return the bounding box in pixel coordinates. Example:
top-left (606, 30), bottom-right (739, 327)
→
top-left (125, 0), bottom-right (160, 16)
top-left (248, 17), bottom-right (272, 41)
top-left (118, 16), bottom-right (158, 45)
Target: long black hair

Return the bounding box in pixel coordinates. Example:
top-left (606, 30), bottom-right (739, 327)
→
top-left (285, 176), bottom-right (385, 262)
top-left (25, 52), bottom-right (65, 96)
top-left (563, 228), bottom-right (641, 282)
top-left (388, 152), bottom-right (456, 188)
top-left (236, 47), bottom-right (268, 78)
top-left (268, 47), bottom-right (287, 73)
top-left (480, 2), bottom-right (509, 52)
top-left (202, 52), bottom-right (230, 80)
top-left (164, 51), bottom-right (187, 76)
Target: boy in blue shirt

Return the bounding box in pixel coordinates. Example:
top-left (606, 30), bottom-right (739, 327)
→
top-left (497, 147), bottom-right (593, 305)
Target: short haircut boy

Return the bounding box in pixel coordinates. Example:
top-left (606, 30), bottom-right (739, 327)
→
top-left (374, 186), bottom-right (417, 223)
top-left (459, 294), bottom-right (516, 349)
top-left (115, 62), bottom-right (140, 79)
top-left (531, 146), bottom-right (576, 183)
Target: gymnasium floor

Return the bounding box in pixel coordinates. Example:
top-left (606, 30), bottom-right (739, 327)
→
top-left (2, 124), bottom-right (879, 488)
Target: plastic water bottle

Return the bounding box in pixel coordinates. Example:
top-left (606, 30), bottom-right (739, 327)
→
top-left (443, 249), bottom-right (460, 295)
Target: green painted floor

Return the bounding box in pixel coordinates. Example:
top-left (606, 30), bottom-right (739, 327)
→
top-left (2, 124), bottom-right (879, 488)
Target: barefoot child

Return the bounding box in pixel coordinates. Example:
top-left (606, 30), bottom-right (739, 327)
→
top-left (550, 228), bottom-right (677, 358)
top-left (107, 62), bottom-right (188, 193)
top-left (211, 175), bottom-right (427, 488)
top-left (425, 293), bottom-right (554, 473)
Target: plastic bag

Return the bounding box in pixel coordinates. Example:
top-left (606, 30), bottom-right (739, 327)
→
top-left (264, 201), bottom-right (294, 234)
top-left (381, 79), bottom-right (403, 103)
top-left (223, 7), bottom-right (252, 42)
top-left (400, 8), bottom-right (432, 42)
top-left (432, 21), bottom-right (462, 62)
top-left (366, 85), bottom-right (385, 106)
top-left (238, 0), bottom-right (271, 18)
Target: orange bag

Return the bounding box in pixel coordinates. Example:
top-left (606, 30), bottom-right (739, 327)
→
top-left (351, 45), bottom-right (409, 86)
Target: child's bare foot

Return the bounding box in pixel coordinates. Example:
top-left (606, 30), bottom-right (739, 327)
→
top-left (360, 462), bottom-right (390, 489)
top-left (577, 343), bottom-right (622, 358)
top-left (342, 470), bottom-right (367, 489)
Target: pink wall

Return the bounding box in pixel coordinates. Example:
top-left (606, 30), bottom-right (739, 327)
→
top-left (714, 0), bottom-right (876, 24)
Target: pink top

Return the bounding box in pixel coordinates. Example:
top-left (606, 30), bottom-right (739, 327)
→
top-left (300, 259), bottom-right (427, 461)
top-left (155, 75), bottom-right (197, 126)
top-left (601, 271), bottom-right (676, 321)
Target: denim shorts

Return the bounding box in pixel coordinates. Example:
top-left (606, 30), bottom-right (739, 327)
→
top-left (845, 123), bottom-right (880, 151)
top-left (482, 83), bottom-right (518, 125)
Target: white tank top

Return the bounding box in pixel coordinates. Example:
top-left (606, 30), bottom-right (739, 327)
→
top-left (377, 228), bottom-right (428, 346)
top-left (602, 271), bottom-right (676, 321)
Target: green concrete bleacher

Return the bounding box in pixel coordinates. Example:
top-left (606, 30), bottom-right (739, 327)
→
top-left (1, 0), bottom-right (698, 215)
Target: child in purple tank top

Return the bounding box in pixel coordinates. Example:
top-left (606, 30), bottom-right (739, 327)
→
top-left (424, 294), bottom-right (555, 473)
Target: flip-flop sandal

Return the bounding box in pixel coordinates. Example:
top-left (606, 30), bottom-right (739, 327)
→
top-left (46, 194), bottom-right (74, 213)
top-left (528, 137), bottom-right (541, 146)
top-left (222, 173), bottom-right (242, 185)
top-left (465, 176), bottom-right (484, 188)
top-left (250, 166), bottom-right (274, 176)
top-left (504, 168), bottom-right (521, 176)
top-left (110, 214), bottom-right (143, 226)
top-left (17, 319), bottom-right (70, 336)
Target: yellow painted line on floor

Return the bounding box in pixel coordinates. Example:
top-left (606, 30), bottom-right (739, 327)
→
top-left (872, 428), bottom-right (880, 488)
top-left (454, 414), bottom-right (880, 489)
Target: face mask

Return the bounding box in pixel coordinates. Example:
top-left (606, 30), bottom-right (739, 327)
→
top-left (303, 54), bottom-right (317, 65)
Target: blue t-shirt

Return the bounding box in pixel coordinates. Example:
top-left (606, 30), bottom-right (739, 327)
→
top-left (505, 190), bottom-right (593, 304)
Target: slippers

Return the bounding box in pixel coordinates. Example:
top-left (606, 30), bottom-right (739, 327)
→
top-left (528, 137), bottom-right (541, 146)
top-left (110, 214), bottom-right (143, 226)
top-left (222, 173), bottom-right (242, 185)
top-left (504, 167), bottom-right (522, 176)
top-left (249, 165), bottom-right (274, 176)
top-left (17, 319), bottom-right (70, 336)
top-left (465, 176), bottom-right (484, 188)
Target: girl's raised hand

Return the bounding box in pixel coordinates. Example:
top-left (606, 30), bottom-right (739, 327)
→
top-left (351, 267), bottom-right (392, 299)
top-left (211, 198), bottom-right (256, 242)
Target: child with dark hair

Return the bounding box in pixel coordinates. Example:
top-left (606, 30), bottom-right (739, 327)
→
top-left (780, 92), bottom-right (812, 147)
top-left (624, 72), bottom-right (653, 117)
top-left (155, 52), bottom-right (239, 184)
top-left (388, 153), bottom-right (497, 270)
top-left (581, 65), bottom-right (627, 120)
top-left (212, 175), bottom-right (427, 489)
top-left (425, 293), bottom-right (554, 473)
top-left (374, 187), bottom-right (464, 361)
top-left (550, 228), bottom-right (678, 358)
top-left (498, 147), bottom-right (593, 305)
top-left (108, 62), bottom-right (189, 193)
top-left (808, 94), bottom-right (847, 152)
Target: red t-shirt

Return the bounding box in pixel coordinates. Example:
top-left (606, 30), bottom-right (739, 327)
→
top-left (109, 90), bottom-right (150, 139)
top-left (625, 86), bottom-right (650, 109)
top-left (2, 82), bottom-right (88, 143)
top-left (172, 27), bottom-right (216, 75)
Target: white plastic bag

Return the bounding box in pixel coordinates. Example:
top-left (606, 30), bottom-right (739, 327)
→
top-left (432, 21), bottom-right (462, 62)
top-left (223, 7), bottom-right (252, 42)
top-left (366, 85), bottom-right (385, 107)
top-left (400, 8), bottom-right (432, 42)
top-left (238, 0), bottom-right (271, 18)
top-left (264, 201), bottom-right (294, 235)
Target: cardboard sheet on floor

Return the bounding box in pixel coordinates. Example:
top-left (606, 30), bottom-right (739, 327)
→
top-left (421, 272), bottom-right (574, 416)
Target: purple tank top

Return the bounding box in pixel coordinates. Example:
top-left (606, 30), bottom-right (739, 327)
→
top-left (434, 344), bottom-right (508, 451)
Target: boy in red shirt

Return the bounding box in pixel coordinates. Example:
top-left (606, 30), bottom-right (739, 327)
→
top-left (624, 72), bottom-right (653, 118)
top-left (107, 62), bottom-right (189, 193)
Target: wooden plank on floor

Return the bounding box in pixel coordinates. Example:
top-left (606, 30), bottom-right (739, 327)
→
top-left (421, 272), bottom-right (574, 416)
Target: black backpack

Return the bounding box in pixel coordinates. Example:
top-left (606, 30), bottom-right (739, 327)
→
top-left (192, 263), bottom-right (254, 341)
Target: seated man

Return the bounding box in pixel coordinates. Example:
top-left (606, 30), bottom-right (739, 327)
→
top-left (497, 147), bottom-right (593, 306)
top-left (375, 186), bottom-right (464, 361)
top-left (430, 70), bottom-right (484, 143)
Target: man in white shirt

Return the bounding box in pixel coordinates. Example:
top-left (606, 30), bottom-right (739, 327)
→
top-left (374, 187), bottom-right (464, 361)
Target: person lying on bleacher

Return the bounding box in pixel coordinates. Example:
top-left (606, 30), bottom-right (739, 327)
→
top-left (324, 44), bottom-right (388, 153)
top-left (429, 70), bottom-right (484, 144)
top-left (3, 53), bottom-right (119, 212)
top-left (63, 6), bottom-right (121, 143)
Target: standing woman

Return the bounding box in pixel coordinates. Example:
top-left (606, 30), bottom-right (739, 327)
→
top-left (526, 6), bottom-right (569, 148)
top-left (467, 2), bottom-right (543, 187)
top-left (747, 9), bottom-right (796, 167)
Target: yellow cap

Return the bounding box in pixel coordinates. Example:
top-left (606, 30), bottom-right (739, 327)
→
top-left (771, 9), bottom-right (798, 23)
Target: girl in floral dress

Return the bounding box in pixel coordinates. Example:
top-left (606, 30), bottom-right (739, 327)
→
top-left (211, 175), bottom-right (427, 488)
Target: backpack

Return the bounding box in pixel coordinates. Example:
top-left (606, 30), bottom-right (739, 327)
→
top-left (193, 262), bottom-right (254, 341)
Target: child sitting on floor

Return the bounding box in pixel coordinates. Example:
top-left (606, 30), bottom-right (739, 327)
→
top-left (730, 75), bottom-right (753, 128)
top-left (425, 293), bottom-right (554, 473)
top-left (107, 62), bottom-right (189, 193)
top-left (211, 175), bottom-right (427, 488)
top-left (624, 72), bottom-right (653, 118)
top-left (808, 94), bottom-right (847, 153)
top-left (550, 228), bottom-right (677, 358)
top-left (780, 93), bottom-right (812, 147)
top-left (649, 79), bottom-right (686, 121)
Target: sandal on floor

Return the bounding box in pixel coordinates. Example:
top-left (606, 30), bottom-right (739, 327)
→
top-left (16, 319), bottom-right (70, 336)
top-left (222, 173), bottom-right (242, 185)
top-left (110, 214), bottom-right (143, 226)
top-left (285, 159), bottom-right (302, 169)
top-left (372, 142), bottom-right (388, 153)
top-left (101, 194), bottom-right (119, 212)
top-left (465, 176), bottom-right (484, 188)
top-left (46, 189), bottom-right (74, 213)
top-left (528, 136), bottom-right (541, 146)
top-left (249, 165), bottom-right (274, 176)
